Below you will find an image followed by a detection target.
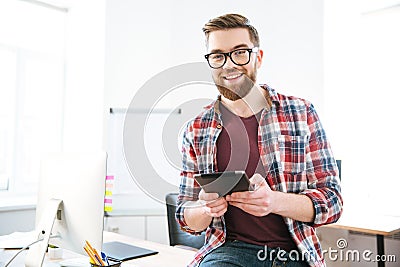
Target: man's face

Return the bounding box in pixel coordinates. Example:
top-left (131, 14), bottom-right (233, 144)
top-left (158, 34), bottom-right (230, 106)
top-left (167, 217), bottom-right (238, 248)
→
top-left (207, 28), bottom-right (263, 101)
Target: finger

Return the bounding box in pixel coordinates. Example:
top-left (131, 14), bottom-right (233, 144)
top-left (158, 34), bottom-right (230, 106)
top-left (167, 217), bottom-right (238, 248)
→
top-left (228, 174), bottom-right (267, 200)
top-left (227, 197), bottom-right (265, 206)
top-left (205, 197), bottom-right (227, 208)
top-left (205, 203), bottom-right (227, 214)
top-left (204, 202), bottom-right (227, 217)
top-left (228, 189), bottom-right (264, 200)
top-left (199, 192), bottom-right (220, 201)
top-left (208, 209), bottom-right (227, 218)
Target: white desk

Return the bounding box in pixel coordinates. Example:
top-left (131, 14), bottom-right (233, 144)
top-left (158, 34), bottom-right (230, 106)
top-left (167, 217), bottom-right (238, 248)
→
top-left (103, 231), bottom-right (195, 266)
top-left (323, 210), bottom-right (400, 267)
top-left (0, 231), bottom-right (196, 267)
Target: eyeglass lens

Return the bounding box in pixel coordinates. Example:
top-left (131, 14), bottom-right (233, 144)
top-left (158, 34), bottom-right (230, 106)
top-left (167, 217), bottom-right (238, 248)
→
top-left (208, 49), bottom-right (251, 68)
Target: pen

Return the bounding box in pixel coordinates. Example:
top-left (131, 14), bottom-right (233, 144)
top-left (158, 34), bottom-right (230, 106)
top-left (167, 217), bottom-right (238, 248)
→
top-left (94, 254), bottom-right (104, 266)
top-left (83, 246), bottom-right (101, 265)
top-left (85, 240), bottom-right (106, 266)
top-left (101, 252), bottom-right (110, 266)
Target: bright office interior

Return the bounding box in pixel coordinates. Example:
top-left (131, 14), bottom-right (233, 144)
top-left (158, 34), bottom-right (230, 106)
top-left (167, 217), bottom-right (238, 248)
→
top-left (0, 0), bottom-right (399, 266)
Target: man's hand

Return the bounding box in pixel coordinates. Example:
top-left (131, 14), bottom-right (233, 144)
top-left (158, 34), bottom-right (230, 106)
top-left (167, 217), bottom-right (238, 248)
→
top-left (226, 173), bottom-right (315, 222)
top-left (183, 189), bottom-right (228, 232)
top-left (199, 189), bottom-right (228, 218)
top-left (225, 173), bottom-right (276, 217)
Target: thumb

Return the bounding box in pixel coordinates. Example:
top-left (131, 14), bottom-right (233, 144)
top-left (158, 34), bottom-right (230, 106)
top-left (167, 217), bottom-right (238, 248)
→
top-left (249, 173), bottom-right (267, 190)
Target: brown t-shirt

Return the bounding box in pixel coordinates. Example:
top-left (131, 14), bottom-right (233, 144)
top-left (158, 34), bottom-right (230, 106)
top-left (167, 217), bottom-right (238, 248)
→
top-left (216, 103), bottom-right (297, 251)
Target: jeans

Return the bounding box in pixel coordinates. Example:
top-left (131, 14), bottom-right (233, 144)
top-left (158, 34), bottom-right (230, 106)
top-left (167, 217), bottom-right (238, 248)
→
top-left (200, 240), bottom-right (309, 267)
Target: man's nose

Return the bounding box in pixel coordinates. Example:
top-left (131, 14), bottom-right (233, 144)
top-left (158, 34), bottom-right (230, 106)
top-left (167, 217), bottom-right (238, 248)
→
top-left (222, 55), bottom-right (236, 69)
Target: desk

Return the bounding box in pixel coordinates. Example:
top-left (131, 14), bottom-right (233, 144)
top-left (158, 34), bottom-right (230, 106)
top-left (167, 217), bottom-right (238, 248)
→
top-left (0, 231), bottom-right (196, 267)
top-left (103, 231), bottom-right (195, 266)
top-left (323, 211), bottom-right (400, 267)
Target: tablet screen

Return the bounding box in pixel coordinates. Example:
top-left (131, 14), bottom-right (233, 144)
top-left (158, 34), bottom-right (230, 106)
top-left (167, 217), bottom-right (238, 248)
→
top-left (194, 171), bottom-right (253, 196)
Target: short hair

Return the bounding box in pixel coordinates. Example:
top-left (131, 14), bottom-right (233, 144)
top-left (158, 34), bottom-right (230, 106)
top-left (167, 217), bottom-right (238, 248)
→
top-left (202, 14), bottom-right (260, 47)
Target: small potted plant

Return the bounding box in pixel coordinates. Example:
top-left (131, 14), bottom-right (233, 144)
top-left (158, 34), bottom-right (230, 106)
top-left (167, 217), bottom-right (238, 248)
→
top-left (48, 244), bottom-right (63, 259)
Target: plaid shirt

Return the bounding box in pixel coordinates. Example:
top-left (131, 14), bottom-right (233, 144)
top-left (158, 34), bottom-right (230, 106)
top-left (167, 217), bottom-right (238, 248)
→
top-left (176, 85), bottom-right (343, 267)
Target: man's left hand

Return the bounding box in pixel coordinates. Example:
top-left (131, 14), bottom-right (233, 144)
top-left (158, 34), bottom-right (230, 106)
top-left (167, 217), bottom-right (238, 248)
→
top-left (225, 173), bottom-right (277, 217)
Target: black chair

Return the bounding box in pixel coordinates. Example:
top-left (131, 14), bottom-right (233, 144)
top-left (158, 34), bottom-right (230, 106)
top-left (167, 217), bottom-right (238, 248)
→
top-left (165, 193), bottom-right (205, 250)
top-left (336, 159), bottom-right (341, 180)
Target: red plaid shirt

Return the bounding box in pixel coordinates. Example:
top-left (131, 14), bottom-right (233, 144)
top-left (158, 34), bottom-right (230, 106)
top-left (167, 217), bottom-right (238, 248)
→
top-left (176, 85), bottom-right (343, 267)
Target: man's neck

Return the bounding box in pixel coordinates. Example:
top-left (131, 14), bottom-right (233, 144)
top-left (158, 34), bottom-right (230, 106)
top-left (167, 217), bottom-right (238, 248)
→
top-left (220, 85), bottom-right (269, 118)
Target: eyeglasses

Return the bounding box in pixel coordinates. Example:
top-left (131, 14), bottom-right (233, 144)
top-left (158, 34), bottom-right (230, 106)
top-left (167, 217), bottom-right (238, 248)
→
top-left (204, 47), bottom-right (259, 69)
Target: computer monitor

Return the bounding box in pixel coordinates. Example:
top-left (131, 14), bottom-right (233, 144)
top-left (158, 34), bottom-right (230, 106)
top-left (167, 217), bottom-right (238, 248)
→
top-left (25, 152), bottom-right (107, 267)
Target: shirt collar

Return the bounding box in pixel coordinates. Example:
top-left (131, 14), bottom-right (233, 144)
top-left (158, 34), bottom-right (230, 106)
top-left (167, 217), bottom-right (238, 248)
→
top-left (260, 84), bottom-right (280, 106)
top-left (206, 84), bottom-right (278, 114)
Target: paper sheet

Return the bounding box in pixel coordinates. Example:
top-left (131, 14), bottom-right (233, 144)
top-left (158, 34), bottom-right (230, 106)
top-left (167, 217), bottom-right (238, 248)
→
top-left (0, 231), bottom-right (36, 249)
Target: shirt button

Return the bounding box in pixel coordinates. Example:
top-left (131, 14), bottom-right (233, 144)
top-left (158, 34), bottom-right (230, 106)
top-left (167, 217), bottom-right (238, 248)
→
top-left (221, 236), bottom-right (225, 241)
top-left (217, 124), bottom-right (222, 129)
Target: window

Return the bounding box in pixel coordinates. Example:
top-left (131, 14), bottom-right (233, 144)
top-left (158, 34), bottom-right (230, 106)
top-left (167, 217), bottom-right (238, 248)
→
top-left (0, 0), bottom-right (66, 194)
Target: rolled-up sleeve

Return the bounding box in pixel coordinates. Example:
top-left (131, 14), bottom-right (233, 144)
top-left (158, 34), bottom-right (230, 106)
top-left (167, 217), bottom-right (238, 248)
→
top-left (300, 104), bottom-right (343, 227)
top-left (175, 122), bottom-right (203, 235)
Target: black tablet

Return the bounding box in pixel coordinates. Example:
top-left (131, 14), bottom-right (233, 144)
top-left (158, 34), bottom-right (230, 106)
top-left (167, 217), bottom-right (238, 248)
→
top-left (194, 171), bottom-right (254, 196)
top-left (102, 241), bottom-right (158, 261)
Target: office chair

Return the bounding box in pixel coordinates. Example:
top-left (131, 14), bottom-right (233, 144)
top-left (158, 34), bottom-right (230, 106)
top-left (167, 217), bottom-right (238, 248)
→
top-left (165, 193), bottom-right (205, 250)
top-left (336, 159), bottom-right (341, 180)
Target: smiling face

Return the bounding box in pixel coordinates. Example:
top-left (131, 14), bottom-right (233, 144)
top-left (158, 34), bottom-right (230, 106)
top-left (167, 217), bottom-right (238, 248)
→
top-left (207, 28), bottom-right (263, 101)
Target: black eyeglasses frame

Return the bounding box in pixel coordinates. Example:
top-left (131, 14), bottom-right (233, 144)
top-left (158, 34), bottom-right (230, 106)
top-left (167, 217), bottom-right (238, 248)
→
top-left (204, 47), bottom-right (259, 69)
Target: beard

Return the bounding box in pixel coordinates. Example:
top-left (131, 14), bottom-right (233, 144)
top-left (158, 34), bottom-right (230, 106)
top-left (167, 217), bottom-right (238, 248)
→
top-left (213, 65), bottom-right (258, 101)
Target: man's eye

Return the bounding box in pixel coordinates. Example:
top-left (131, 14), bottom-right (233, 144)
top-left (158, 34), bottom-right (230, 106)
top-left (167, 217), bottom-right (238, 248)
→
top-left (210, 54), bottom-right (224, 61)
top-left (234, 50), bottom-right (246, 56)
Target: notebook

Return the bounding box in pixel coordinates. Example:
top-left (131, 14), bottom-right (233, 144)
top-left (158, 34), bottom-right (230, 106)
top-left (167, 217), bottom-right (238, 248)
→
top-left (102, 241), bottom-right (158, 261)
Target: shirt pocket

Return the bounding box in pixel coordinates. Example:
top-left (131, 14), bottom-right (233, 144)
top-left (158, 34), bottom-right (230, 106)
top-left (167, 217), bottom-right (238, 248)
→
top-left (278, 135), bottom-right (309, 174)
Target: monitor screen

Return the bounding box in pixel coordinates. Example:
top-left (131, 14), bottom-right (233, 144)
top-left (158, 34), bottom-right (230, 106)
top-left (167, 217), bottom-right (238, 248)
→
top-left (25, 152), bottom-right (107, 267)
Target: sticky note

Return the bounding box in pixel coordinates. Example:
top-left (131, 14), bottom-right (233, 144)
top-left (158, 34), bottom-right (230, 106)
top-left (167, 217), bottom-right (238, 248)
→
top-left (104, 175), bottom-right (115, 212)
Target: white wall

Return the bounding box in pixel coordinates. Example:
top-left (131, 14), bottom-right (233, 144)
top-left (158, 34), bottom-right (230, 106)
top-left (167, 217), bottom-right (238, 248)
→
top-left (0, 207), bottom-right (35, 235)
top-left (105, 0), bottom-right (325, 112)
top-left (63, 0), bottom-right (106, 151)
top-left (0, 0), bottom-right (106, 234)
top-left (323, 0), bottom-right (400, 215)
top-left (322, 2), bottom-right (400, 264)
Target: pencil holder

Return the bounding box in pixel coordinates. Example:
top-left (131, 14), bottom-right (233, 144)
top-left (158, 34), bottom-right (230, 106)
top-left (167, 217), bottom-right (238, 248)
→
top-left (90, 260), bottom-right (121, 267)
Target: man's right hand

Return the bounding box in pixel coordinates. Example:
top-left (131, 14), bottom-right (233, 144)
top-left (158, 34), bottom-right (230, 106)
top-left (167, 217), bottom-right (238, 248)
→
top-left (183, 189), bottom-right (228, 232)
top-left (199, 189), bottom-right (228, 218)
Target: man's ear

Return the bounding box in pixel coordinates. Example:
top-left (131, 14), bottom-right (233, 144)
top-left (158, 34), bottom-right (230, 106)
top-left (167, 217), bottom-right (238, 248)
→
top-left (256, 49), bottom-right (264, 69)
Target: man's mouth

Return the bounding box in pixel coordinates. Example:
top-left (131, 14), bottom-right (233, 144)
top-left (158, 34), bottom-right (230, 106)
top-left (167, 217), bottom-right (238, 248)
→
top-left (223, 73), bottom-right (243, 80)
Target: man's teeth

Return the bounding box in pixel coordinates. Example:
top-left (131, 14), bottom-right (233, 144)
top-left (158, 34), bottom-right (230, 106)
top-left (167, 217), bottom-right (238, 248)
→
top-left (225, 74), bottom-right (241, 80)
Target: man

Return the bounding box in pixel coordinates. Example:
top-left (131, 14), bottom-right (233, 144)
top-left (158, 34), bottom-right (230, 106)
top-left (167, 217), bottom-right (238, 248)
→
top-left (176, 14), bottom-right (343, 267)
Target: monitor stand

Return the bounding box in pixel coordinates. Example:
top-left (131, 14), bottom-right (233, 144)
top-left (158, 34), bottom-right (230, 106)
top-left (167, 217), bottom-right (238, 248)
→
top-left (25, 198), bottom-right (63, 267)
